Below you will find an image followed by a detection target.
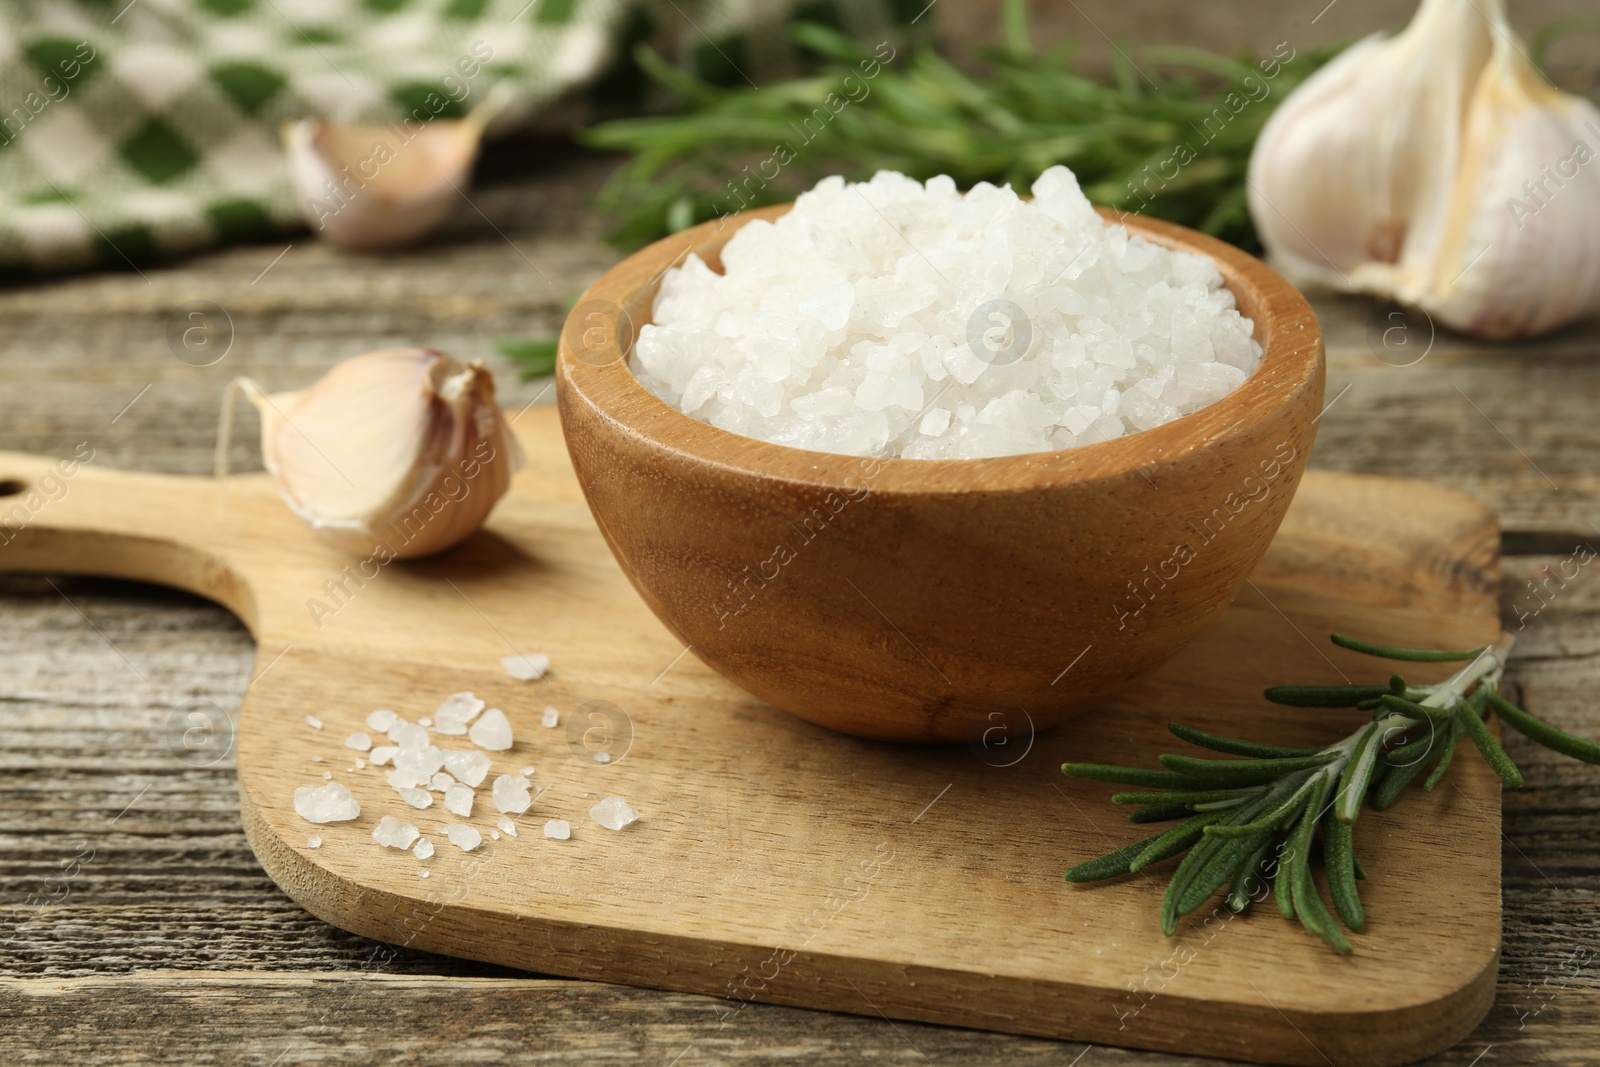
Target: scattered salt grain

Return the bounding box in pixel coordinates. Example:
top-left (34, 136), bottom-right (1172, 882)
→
top-left (344, 732), bottom-right (372, 752)
top-left (305, 715), bottom-right (323, 730)
top-left (490, 830), bottom-right (500, 841)
top-left (394, 745), bottom-right (445, 782)
top-left (631, 168), bottom-right (1262, 460)
top-left (544, 819), bottom-right (571, 840)
top-left (419, 869), bottom-right (430, 878)
top-left (294, 782), bottom-right (360, 824)
top-left (501, 653), bottom-right (549, 681)
top-left (397, 787), bottom-right (433, 809)
top-left (594, 752), bottom-right (612, 764)
top-left (442, 749), bottom-right (491, 788)
top-left (430, 772), bottom-right (455, 792)
top-left (498, 816), bottom-right (517, 837)
top-left (541, 707), bottom-right (559, 728)
top-left (589, 796), bottom-right (639, 831)
top-left (444, 783), bottom-right (474, 817)
top-left (368, 745), bottom-right (399, 767)
top-left (520, 765), bottom-right (535, 776)
top-left (372, 815), bottom-right (420, 850)
top-left (366, 709), bottom-right (398, 732)
top-left (469, 708), bottom-right (513, 751)
top-left (445, 824), bottom-right (482, 851)
top-left (306, 836), bottom-right (322, 849)
top-left (419, 717), bottom-right (432, 727)
top-left (413, 839), bottom-right (434, 860)
top-left (492, 774), bottom-right (532, 814)
top-left (433, 691), bottom-right (486, 735)
top-left (354, 758), bottom-right (366, 770)
top-left (311, 756), bottom-right (324, 763)
top-left (389, 722), bottom-right (429, 750)
top-left (321, 771), bottom-right (332, 780)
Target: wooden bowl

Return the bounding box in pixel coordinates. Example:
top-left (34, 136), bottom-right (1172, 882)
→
top-left (557, 204), bottom-right (1324, 743)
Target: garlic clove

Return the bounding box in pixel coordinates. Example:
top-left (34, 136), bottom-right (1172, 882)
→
top-left (282, 114), bottom-right (485, 251)
top-left (1247, 0), bottom-right (1600, 338)
top-left (1401, 39), bottom-right (1600, 338)
top-left (1247, 0), bottom-right (1493, 283)
top-left (239, 348), bottom-right (519, 559)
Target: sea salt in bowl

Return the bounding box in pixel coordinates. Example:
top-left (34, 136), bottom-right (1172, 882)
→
top-left (557, 190), bottom-right (1323, 743)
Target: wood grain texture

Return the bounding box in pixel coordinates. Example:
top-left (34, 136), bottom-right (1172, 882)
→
top-left (0, 401), bottom-right (1504, 1065)
top-left (559, 205), bottom-right (1323, 741)
top-left (0, 136), bottom-right (1596, 1065)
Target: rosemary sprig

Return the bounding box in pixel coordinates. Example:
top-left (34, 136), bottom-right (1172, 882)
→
top-left (582, 0), bottom-right (1337, 251)
top-left (1062, 633), bottom-right (1600, 953)
top-left (495, 337), bottom-right (557, 380)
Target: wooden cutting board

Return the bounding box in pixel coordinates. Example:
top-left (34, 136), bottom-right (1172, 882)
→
top-left (0, 409), bottom-right (1503, 1067)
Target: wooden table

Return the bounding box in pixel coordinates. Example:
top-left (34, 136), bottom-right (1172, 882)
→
top-left (1, 142), bottom-right (1595, 1065)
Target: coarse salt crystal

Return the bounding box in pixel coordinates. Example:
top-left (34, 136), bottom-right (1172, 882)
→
top-left (294, 782), bottom-right (359, 824)
top-left (589, 796), bottom-right (639, 831)
top-left (419, 717), bottom-right (432, 727)
top-left (306, 836), bottom-right (322, 849)
top-left (419, 869), bottom-right (430, 878)
top-left (490, 830), bottom-right (500, 840)
top-left (632, 168), bottom-right (1261, 460)
top-left (394, 745), bottom-right (445, 781)
top-left (445, 824), bottom-right (482, 851)
top-left (544, 820), bottom-right (571, 840)
top-left (354, 758), bottom-right (366, 770)
top-left (501, 653), bottom-right (549, 681)
top-left (305, 715), bottom-right (323, 730)
top-left (389, 722), bottom-right (429, 750)
top-left (594, 752), bottom-right (612, 764)
top-left (498, 816), bottom-right (517, 837)
top-left (345, 732), bottom-right (372, 752)
top-left (413, 839), bottom-right (434, 860)
top-left (444, 783), bottom-right (474, 817)
top-left (469, 708), bottom-right (513, 751)
top-left (541, 707), bottom-right (559, 728)
top-left (492, 774), bottom-right (532, 814)
top-left (366, 709), bottom-right (398, 732)
top-left (442, 749), bottom-right (491, 788)
top-left (368, 746), bottom-right (399, 767)
top-left (520, 765), bottom-right (535, 777)
top-left (430, 772), bottom-right (455, 791)
top-left (321, 771), bottom-right (332, 780)
top-left (372, 815), bottom-right (419, 850)
top-left (434, 691), bottom-right (486, 735)
top-left (397, 787), bottom-right (433, 809)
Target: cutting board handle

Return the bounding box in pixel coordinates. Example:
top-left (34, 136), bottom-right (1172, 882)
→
top-left (0, 448), bottom-right (265, 633)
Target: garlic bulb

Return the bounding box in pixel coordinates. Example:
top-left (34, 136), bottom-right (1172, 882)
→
top-left (1247, 0), bottom-right (1600, 338)
top-left (221, 349), bottom-right (521, 559)
top-left (283, 116), bottom-right (485, 251)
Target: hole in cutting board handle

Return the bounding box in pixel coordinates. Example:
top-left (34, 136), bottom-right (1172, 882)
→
top-left (0, 479), bottom-right (26, 497)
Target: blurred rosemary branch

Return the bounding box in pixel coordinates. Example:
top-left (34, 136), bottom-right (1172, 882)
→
top-left (581, 0), bottom-right (1338, 251)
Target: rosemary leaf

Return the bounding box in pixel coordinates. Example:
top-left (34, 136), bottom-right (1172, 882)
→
top-left (1489, 691), bottom-right (1600, 764)
top-left (1167, 721), bottom-right (1321, 759)
top-left (1177, 830), bottom-right (1273, 917)
top-left (1373, 737), bottom-right (1436, 809)
top-left (1226, 837), bottom-right (1276, 912)
top-left (1061, 763), bottom-right (1190, 788)
top-left (1330, 634), bottom-right (1487, 662)
top-left (1321, 808), bottom-right (1365, 932)
top-left (1334, 723), bottom-right (1381, 823)
top-left (1128, 803), bottom-right (1198, 824)
top-left (494, 337), bottom-right (558, 380)
top-left (1129, 811), bottom-right (1228, 872)
top-left (1203, 774), bottom-right (1319, 839)
top-left (1158, 751), bottom-right (1339, 787)
top-left (1161, 831), bottom-right (1228, 935)
top-left (1421, 718), bottom-right (1464, 792)
top-left (1457, 703), bottom-right (1524, 788)
top-left (1110, 787), bottom-right (1260, 806)
top-left (1263, 684), bottom-right (1391, 707)
top-left (1378, 694), bottom-right (1456, 721)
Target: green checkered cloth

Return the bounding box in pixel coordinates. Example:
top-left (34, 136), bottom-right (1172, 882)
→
top-left (0, 0), bottom-right (911, 276)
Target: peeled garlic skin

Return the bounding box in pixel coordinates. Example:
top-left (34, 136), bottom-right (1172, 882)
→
top-left (257, 348), bottom-right (518, 560)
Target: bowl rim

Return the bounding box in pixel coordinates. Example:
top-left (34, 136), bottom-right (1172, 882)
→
top-left (557, 202), bottom-right (1323, 495)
